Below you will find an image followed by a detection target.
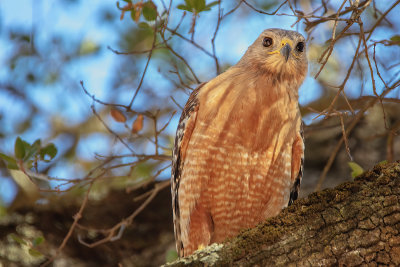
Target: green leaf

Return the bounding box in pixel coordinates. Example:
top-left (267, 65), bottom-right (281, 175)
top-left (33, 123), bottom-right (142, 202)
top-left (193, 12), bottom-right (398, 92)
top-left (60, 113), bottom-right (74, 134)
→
top-left (0, 153), bottom-right (17, 167)
top-left (5, 161), bottom-right (18, 169)
top-left (165, 249), bottom-right (178, 262)
top-left (22, 140), bottom-right (32, 157)
top-left (33, 236), bottom-right (44, 246)
top-left (261, 1), bottom-right (279, 11)
top-left (32, 139), bottom-right (41, 148)
top-left (179, 0), bottom-right (211, 12)
top-left (10, 234), bottom-right (27, 245)
top-left (348, 162), bottom-right (364, 178)
top-left (390, 35), bottom-right (400, 45)
top-left (142, 1), bottom-right (157, 21)
top-left (21, 35), bottom-right (31, 42)
top-left (14, 137), bottom-right (26, 160)
top-left (28, 248), bottom-right (43, 257)
top-left (204, 1), bottom-right (218, 11)
top-left (193, 0), bottom-right (205, 12)
top-left (39, 143), bottom-right (58, 161)
top-left (44, 72), bottom-right (59, 84)
top-left (138, 22), bottom-right (151, 29)
top-left (25, 160), bottom-right (34, 169)
top-left (178, 0), bottom-right (195, 11)
top-left (177, 4), bottom-right (191, 11)
top-left (24, 139), bottom-right (41, 161)
top-left (79, 40), bottom-right (100, 55)
top-left (0, 204), bottom-right (6, 217)
top-left (8, 164), bottom-right (18, 170)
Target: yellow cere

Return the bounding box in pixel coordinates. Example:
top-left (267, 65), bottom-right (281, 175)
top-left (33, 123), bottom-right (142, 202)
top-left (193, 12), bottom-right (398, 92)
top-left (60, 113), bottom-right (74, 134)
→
top-left (280, 37), bottom-right (294, 47)
top-left (267, 37), bottom-right (301, 59)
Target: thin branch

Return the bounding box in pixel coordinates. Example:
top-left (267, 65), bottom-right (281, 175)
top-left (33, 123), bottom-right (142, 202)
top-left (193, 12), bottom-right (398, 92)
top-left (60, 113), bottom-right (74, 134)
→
top-left (107, 45), bottom-right (163, 55)
top-left (366, 0), bottom-right (400, 41)
top-left (305, 0), bottom-right (370, 31)
top-left (128, 24), bottom-right (159, 108)
top-left (161, 36), bottom-right (200, 83)
top-left (315, 79), bottom-right (400, 191)
top-left (80, 81), bottom-right (127, 109)
top-left (339, 113), bottom-right (353, 161)
top-left (242, 0), bottom-right (288, 15)
top-left (221, 1), bottom-right (242, 19)
top-left (77, 181), bottom-right (170, 248)
top-left (211, 1), bottom-right (222, 75)
top-left (41, 181), bottom-right (95, 266)
top-left (166, 27), bottom-right (214, 58)
top-left (314, 0), bottom-right (350, 79)
top-left (91, 104), bottom-right (136, 154)
top-left (313, 32), bottom-right (362, 121)
top-left (359, 19), bottom-right (378, 97)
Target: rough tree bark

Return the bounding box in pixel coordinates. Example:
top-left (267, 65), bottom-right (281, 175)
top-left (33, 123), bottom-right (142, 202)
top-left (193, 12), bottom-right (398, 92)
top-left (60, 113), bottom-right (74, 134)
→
top-left (165, 162), bottom-right (400, 266)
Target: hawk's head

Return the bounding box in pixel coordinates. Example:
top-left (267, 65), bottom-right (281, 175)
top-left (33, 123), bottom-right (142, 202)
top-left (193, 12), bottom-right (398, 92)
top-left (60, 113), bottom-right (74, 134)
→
top-left (238, 28), bottom-right (308, 83)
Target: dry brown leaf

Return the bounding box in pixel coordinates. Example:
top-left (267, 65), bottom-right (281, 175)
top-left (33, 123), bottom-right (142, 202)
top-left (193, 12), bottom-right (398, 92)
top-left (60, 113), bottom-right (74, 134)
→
top-left (119, 2), bottom-right (133, 20)
top-left (132, 114), bottom-right (144, 133)
top-left (110, 109), bottom-right (126, 123)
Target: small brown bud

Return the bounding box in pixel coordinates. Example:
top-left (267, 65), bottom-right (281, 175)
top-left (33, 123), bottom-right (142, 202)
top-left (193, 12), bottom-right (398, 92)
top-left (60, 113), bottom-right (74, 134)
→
top-left (131, 114), bottom-right (144, 133)
top-left (110, 109), bottom-right (126, 123)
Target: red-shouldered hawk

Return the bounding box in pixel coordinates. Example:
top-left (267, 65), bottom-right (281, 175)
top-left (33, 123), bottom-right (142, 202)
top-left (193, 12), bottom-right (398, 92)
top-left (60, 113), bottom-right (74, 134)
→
top-left (171, 28), bottom-right (308, 257)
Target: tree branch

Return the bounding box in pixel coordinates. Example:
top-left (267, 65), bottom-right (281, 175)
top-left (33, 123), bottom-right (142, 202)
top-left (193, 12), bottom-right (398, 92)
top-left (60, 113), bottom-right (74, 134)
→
top-left (165, 162), bottom-right (400, 266)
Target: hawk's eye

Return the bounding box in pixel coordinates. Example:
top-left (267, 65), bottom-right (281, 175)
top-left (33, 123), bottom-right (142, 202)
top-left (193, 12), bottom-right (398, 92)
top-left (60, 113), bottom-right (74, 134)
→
top-left (296, 42), bottom-right (305, 52)
top-left (262, 37), bottom-right (273, 47)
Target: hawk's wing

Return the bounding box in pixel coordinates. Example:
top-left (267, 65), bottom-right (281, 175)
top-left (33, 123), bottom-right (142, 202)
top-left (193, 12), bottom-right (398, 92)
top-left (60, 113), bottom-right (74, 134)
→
top-left (171, 83), bottom-right (206, 257)
top-left (288, 121), bottom-right (304, 206)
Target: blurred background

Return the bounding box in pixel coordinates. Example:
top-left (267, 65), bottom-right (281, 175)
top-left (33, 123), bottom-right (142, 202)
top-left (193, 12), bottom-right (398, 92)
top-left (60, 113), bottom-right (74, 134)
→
top-left (0, 0), bottom-right (399, 266)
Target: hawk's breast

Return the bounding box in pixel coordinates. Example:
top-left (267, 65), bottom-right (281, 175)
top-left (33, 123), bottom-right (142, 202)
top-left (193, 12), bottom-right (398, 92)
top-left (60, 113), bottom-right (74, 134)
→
top-left (180, 72), bottom-right (301, 242)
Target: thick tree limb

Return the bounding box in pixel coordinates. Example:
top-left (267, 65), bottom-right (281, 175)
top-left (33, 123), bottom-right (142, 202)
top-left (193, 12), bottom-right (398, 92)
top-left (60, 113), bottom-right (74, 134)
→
top-left (165, 162), bottom-right (400, 266)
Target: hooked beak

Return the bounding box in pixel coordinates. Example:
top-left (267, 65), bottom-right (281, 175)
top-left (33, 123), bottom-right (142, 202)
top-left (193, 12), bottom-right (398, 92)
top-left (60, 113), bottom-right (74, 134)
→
top-left (280, 43), bottom-right (292, 62)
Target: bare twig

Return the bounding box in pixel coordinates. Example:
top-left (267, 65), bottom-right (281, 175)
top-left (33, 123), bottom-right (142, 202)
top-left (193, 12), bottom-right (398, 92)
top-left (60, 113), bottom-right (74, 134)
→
top-left (315, 79), bottom-right (400, 191)
top-left (128, 24), bottom-right (159, 108)
top-left (242, 0), bottom-right (288, 15)
top-left (366, 0), bottom-right (400, 41)
top-left (41, 181), bottom-right (95, 266)
top-left (91, 104), bottom-right (136, 154)
top-left (77, 180), bottom-right (170, 248)
top-left (211, 1), bottom-right (222, 75)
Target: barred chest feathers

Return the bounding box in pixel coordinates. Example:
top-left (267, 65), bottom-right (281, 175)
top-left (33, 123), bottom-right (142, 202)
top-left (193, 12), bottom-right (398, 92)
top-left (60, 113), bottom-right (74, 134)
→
top-left (179, 67), bottom-right (301, 244)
